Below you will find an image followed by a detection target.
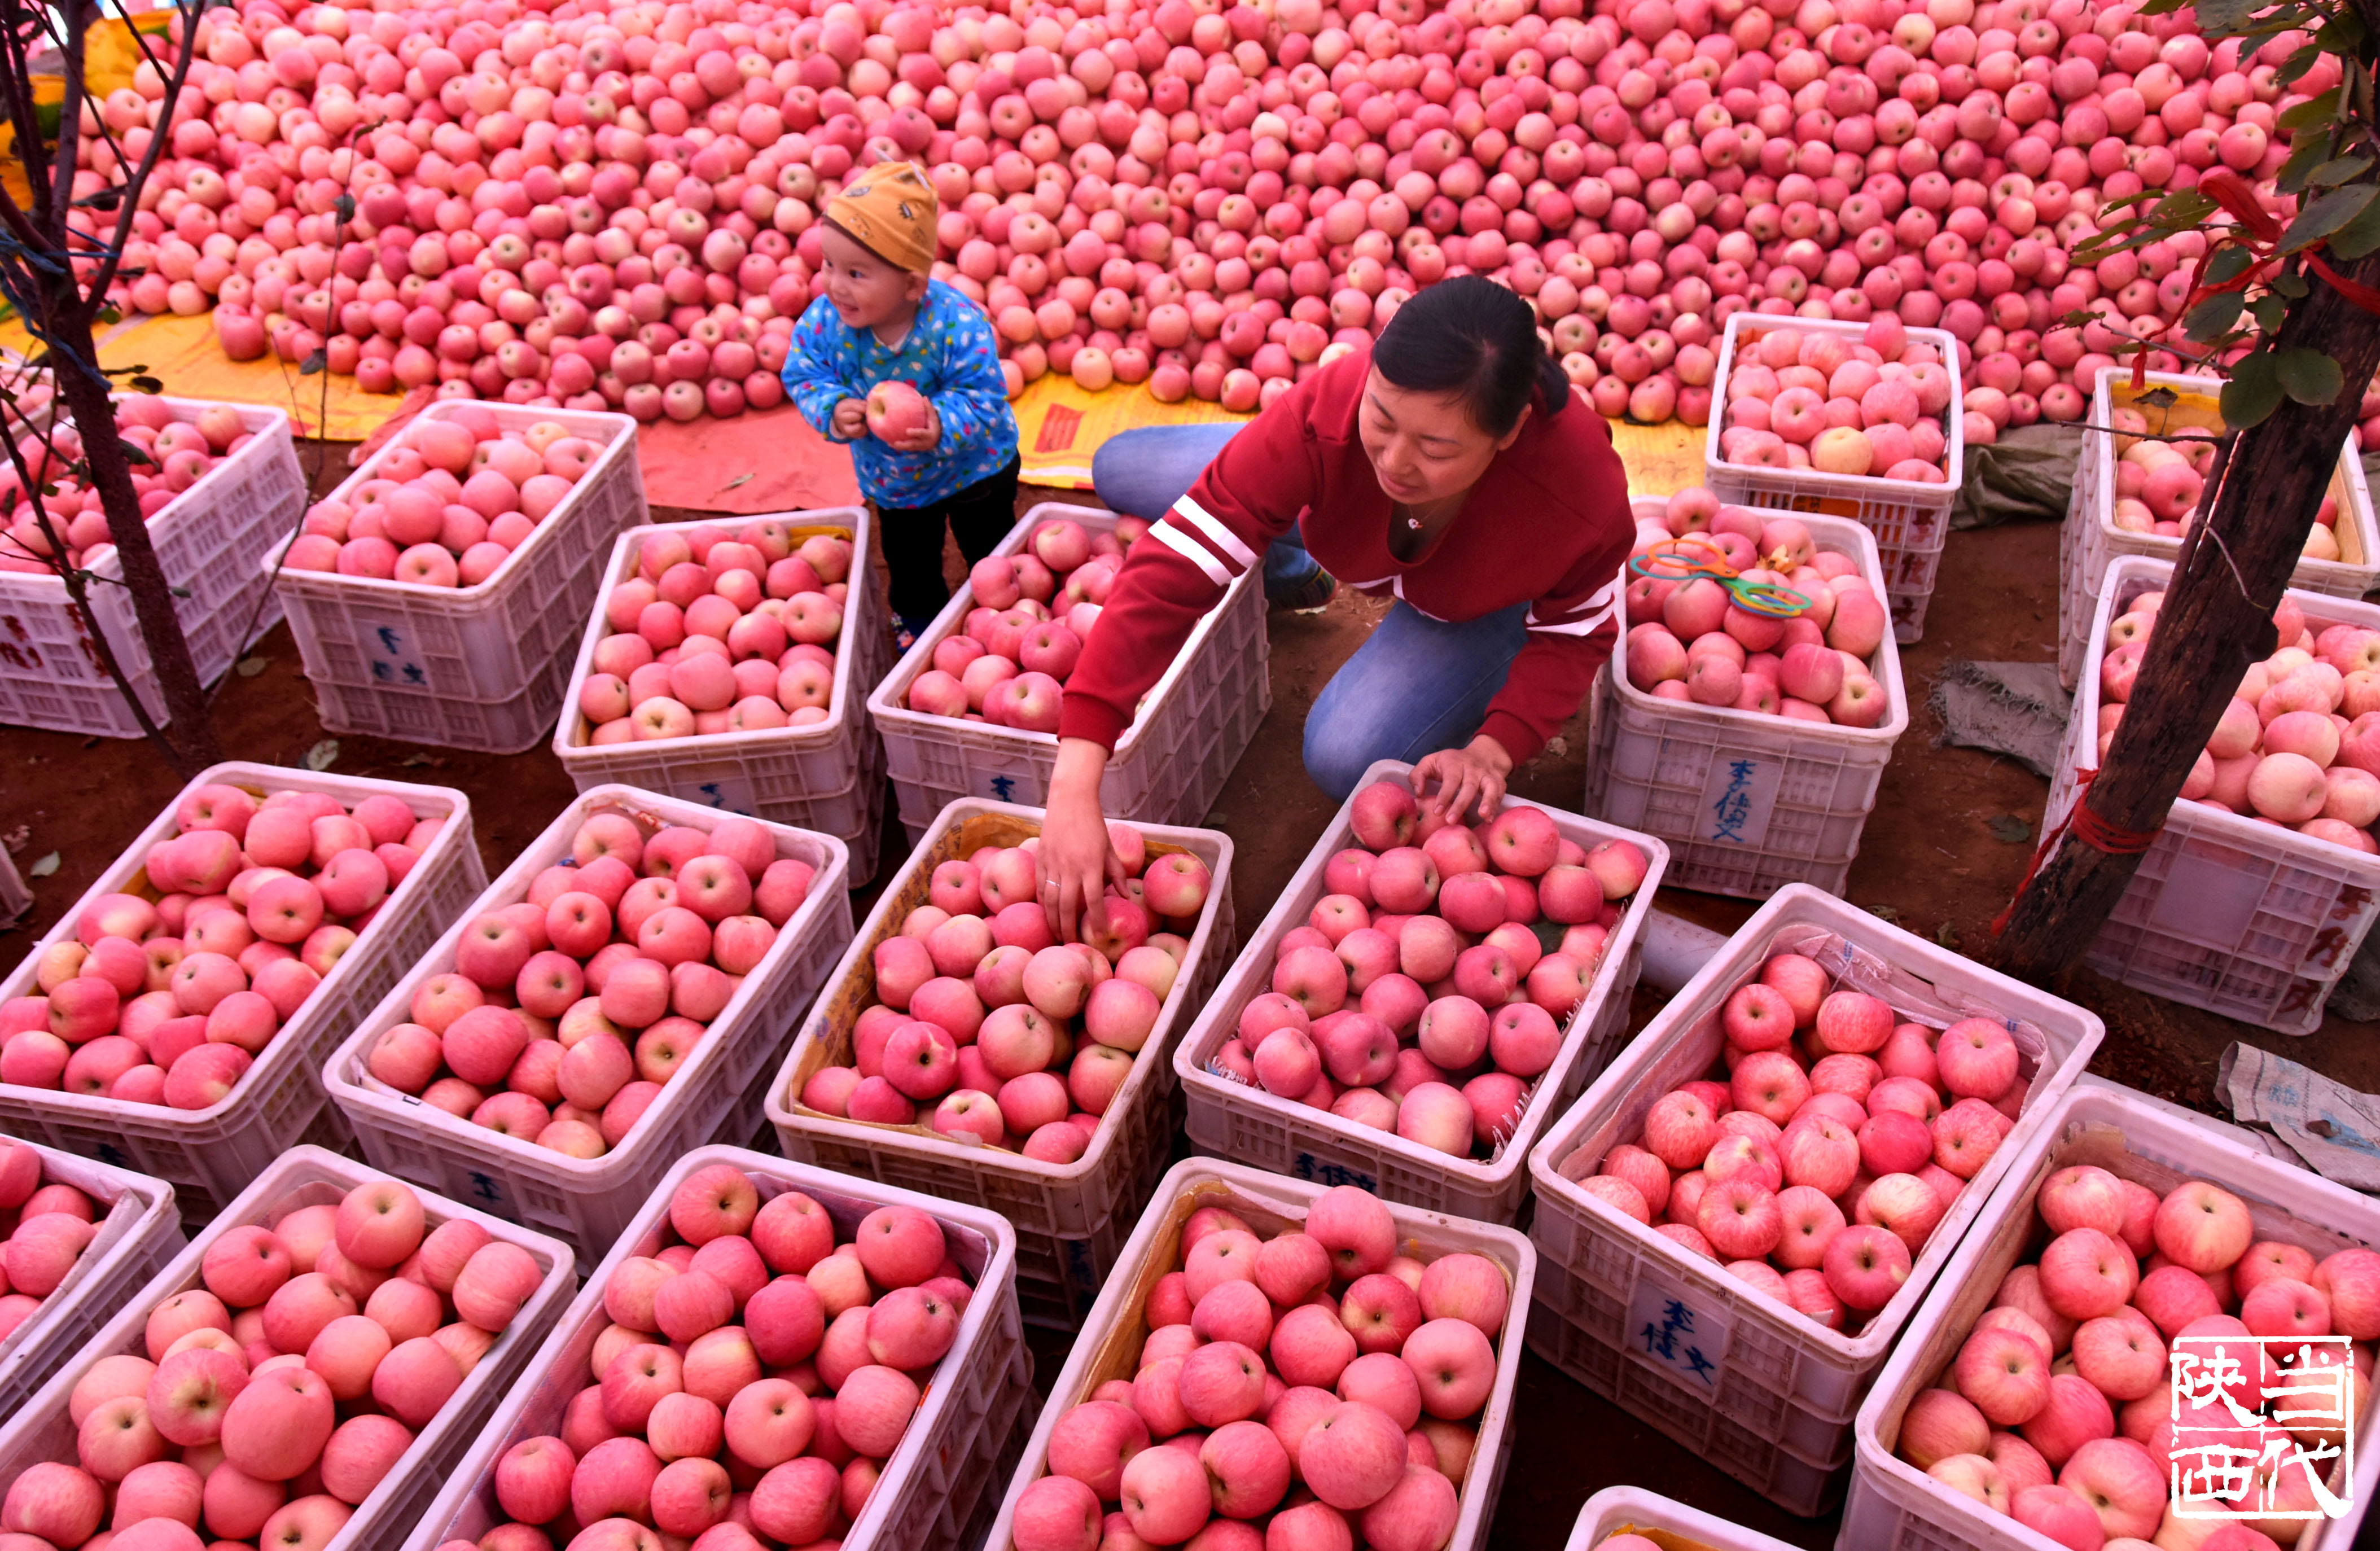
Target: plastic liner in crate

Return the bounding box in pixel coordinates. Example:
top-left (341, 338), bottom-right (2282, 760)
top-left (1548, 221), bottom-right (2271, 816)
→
top-left (1566, 1486), bottom-right (1805, 1551)
top-left (866, 501), bottom-right (1270, 842)
top-left (983, 1158), bottom-right (1535, 1551)
top-left (401, 1145), bottom-right (1029, 1551)
top-left (2055, 367), bottom-right (2380, 690)
top-left (768, 798), bottom-right (1237, 1328)
top-left (1841, 1077), bottom-right (2377, 1551)
top-left (1586, 509), bottom-right (1906, 900)
top-left (0, 1145), bottom-right (179, 1416)
top-left (323, 785), bottom-right (853, 1268)
top-left (0, 398), bottom-right (302, 737)
top-left (552, 510), bottom-right (895, 879)
top-left (0, 1144), bottom-right (577, 1551)
top-left (1523, 884), bottom-right (2103, 1518)
top-left (1171, 758), bottom-right (1668, 1224)
top-left (0, 762), bottom-right (483, 1218)
top-left (266, 401), bottom-right (643, 753)
top-left (2048, 554), bottom-right (2380, 1035)
top-left (1704, 312), bottom-right (1963, 645)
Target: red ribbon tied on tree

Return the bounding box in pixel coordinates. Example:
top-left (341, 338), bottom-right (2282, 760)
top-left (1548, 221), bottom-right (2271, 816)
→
top-left (2164, 169), bottom-right (2380, 392)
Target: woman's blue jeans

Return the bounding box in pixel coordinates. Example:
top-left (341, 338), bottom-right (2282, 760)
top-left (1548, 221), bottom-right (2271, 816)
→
top-left (1093, 424), bottom-right (1529, 801)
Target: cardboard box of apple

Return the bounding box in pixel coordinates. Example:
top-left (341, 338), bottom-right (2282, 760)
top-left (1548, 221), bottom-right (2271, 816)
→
top-left (0, 397), bottom-right (254, 580)
top-left (426, 1162), bottom-right (981, 1550)
top-left (0, 781), bottom-right (450, 1113)
top-left (1210, 775), bottom-right (1652, 1160)
top-left (0, 1167), bottom-right (558, 1551)
top-left (1570, 945), bottom-right (2044, 1334)
top-left (280, 406), bottom-right (615, 589)
top-left (574, 523), bottom-right (856, 744)
top-left (901, 515), bottom-right (1149, 735)
top-left (1004, 1178), bottom-right (1522, 1551)
top-left (1717, 318), bottom-right (1959, 481)
top-left (795, 818), bottom-right (1213, 1161)
top-left (357, 810), bottom-right (818, 1160)
top-left (1621, 490), bottom-right (1894, 728)
top-left (1889, 1167), bottom-right (2379, 1548)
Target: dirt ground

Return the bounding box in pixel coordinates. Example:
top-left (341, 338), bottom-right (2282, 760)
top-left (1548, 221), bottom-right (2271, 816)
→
top-left (7, 478), bottom-right (2379, 1548)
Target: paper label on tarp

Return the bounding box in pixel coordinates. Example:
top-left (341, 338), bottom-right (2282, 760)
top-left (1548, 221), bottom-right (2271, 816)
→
top-left (2221, 1041), bottom-right (2380, 1191)
top-left (1625, 1274), bottom-right (1731, 1392)
top-left (361, 623), bottom-right (432, 693)
top-left (1694, 753), bottom-right (1783, 848)
top-left (2148, 847), bottom-right (2269, 944)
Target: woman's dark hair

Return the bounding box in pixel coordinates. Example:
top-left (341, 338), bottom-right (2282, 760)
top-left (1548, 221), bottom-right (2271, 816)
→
top-left (1370, 275), bottom-right (1567, 437)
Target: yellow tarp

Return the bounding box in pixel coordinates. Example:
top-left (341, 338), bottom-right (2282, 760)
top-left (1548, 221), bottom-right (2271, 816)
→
top-left (1014, 369), bottom-right (1706, 500)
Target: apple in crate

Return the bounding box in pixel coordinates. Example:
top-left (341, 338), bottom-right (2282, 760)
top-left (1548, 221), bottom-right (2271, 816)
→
top-left (361, 814), bottom-right (816, 1160)
top-left (1212, 779), bottom-right (1650, 1161)
top-left (1013, 1184), bottom-right (1504, 1551)
top-left (0, 1178), bottom-right (538, 1551)
top-left (799, 822), bottom-right (1212, 1165)
top-left (0, 784), bottom-right (446, 1112)
top-left (423, 1165), bottom-right (968, 1550)
top-left (1575, 947), bottom-right (2044, 1334)
top-left (0, 1139), bottom-right (113, 1340)
top-left (1892, 1159), bottom-right (2380, 1546)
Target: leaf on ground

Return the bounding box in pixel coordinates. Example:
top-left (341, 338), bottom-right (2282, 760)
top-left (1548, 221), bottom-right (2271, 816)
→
top-left (26, 852), bottom-right (59, 877)
top-left (1935, 921), bottom-right (1961, 948)
top-left (401, 751), bottom-right (436, 768)
top-left (1987, 814), bottom-right (2034, 844)
top-left (235, 656), bottom-right (269, 677)
top-left (1864, 902), bottom-right (1901, 922)
top-left (1542, 735), bottom-right (1568, 760)
top-left (720, 472), bottom-right (754, 492)
top-left (304, 739), bottom-right (339, 772)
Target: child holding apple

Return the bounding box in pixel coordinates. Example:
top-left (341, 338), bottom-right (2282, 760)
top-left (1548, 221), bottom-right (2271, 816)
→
top-left (781, 161), bottom-right (1023, 645)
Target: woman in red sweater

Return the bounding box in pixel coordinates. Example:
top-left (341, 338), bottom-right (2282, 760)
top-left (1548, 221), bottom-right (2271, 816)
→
top-left (1040, 277), bottom-right (1636, 939)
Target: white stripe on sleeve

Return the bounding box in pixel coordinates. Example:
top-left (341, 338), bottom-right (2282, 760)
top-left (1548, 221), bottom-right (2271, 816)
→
top-left (1171, 495), bottom-right (1259, 569)
top-left (1149, 520), bottom-right (1233, 585)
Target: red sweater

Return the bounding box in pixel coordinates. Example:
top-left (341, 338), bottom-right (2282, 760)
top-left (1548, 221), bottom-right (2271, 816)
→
top-left (1059, 348), bottom-right (1635, 765)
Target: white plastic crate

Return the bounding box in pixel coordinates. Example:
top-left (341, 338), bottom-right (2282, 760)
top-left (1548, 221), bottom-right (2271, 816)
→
top-left (1524, 884), bottom-right (2104, 1517)
top-left (1841, 1076), bottom-right (2378, 1551)
top-left (1704, 312), bottom-right (1963, 643)
top-left (0, 1144), bottom-right (577, 1551)
top-left (984, 1158), bottom-right (1536, 1551)
top-left (1171, 759), bottom-right (1668, 1224)
top-left (551, 510), bottom-right (896, 882)
top-left (1565, 1486), bottom-right (1805, 1550)
top-left (1586, 509), bottom-right (1908, 900)
top-left (0, 1145), bottom-right (180, 1416)
top-left (401, 1145), bottom-right (1030, 1551)
top-left (2055, 367), bottom-right (2380, 689)
top-left (266, 401), bottom-right (644, 752)
top-left (323, 785), bottom-right (854, 1268)
top-left (0, 761), bottom-right (483, 1218)
top-left (866, 501), bottom-right (1270, 841)
top-left (0, 397), bottom-right (302, 737)
top-left (2048, 555), bottom-right (2380, 1035)
top-left (768, 798), bottom-right (1238, 1327)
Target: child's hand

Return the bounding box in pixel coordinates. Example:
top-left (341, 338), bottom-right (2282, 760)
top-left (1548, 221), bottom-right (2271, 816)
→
top-left (888, 400), bottom-right (941, 453)
top-left (831, 397), bottom-right (867, 440)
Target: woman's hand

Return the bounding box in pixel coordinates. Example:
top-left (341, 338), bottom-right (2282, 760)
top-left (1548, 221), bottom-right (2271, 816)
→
top-left (1413, 734), bottom-right (1514, 825)
top-left (1040, 738), bottom-right (1126, 943)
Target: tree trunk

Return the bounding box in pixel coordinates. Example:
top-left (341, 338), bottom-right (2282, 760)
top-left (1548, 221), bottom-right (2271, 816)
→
top-left (50, 317), bottom-right (221, 774)
top-left (1992, 252), bottom-right (2380, 978)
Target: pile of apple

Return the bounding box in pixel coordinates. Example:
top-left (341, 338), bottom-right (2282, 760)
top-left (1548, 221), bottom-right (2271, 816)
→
top-left (0, 782), bottom-right (442, 1113)
top-left (576, 523), bottom-right (855, 744)
top-left (1573, 948), bottom-right (2032, 1333)
top-left (2095, 588), bottom-right (2380, 856)
top-left (1011, 1184), bottom-right (1505, 1551)
top-left (361, 811), bottom-right (815, 1158)
top-left (1212, 777), bottom-right (1647, 1161)
top-left (0, 396), bottom-right (250, 580)
top-left (90, 0), bottom-right (2254, 426)
top-left (1894, 1167), bottom-right (2380, 1548)
top-left (0, 1177), bottom-right (544, 1551)
top-left (902, 516), bottom-right (1145, 735)
top-left (1717, 317), bottom-right (1958, 480)
top-left (2105, 410), bottom-right (2348, 564)
top-left (0, 1142), bottom-right (112, 1344)
top-left (282, 405), bottom-right (612, 586)
top-left (798, 821), bottom-right (1212, 1162)
top-left (429, 1165), bottom-right (957, 1550)
top-left (1622, 490), bottom-right (1894, 726)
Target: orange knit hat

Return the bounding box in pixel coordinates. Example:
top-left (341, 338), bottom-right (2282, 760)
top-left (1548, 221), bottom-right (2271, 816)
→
top-left (826, 161), bottom-right (937, 273)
